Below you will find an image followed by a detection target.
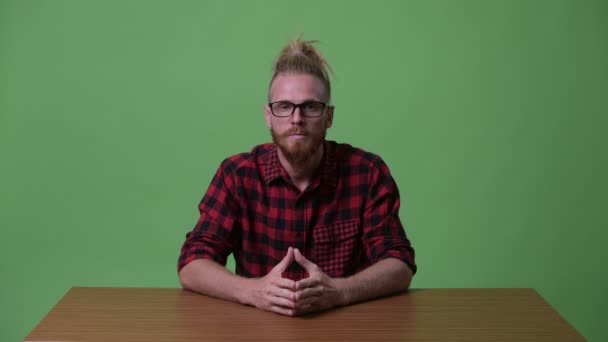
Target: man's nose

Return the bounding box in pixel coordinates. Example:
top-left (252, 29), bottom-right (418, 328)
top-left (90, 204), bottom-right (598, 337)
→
top-left (290, 106), bottom-right (304, 124)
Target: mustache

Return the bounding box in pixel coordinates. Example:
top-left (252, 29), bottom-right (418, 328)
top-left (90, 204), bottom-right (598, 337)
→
top-left (285, 128), bottom-right (310, 136)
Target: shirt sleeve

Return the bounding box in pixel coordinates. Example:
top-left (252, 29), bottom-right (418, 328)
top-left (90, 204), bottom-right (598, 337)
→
top-left (362, 157), bottom-right (417, 274)
top-left (177, 160), bottom-right (241, 272)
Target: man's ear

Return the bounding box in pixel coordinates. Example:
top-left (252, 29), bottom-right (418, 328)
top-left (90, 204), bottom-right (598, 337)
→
top-left (325, 105), bottom-right (334, 128)
top-left (264, 104), bottom-right (272, 128)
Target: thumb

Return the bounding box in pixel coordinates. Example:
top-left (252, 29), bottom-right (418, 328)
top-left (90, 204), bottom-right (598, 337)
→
top-left (294, 248), bottom-right (316, 272)
top-left (273, 247), bottom-right (294, 273)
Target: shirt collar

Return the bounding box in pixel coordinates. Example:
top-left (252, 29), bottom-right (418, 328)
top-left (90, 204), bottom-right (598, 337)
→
top-left (263, 140), bottom-right (337, 188)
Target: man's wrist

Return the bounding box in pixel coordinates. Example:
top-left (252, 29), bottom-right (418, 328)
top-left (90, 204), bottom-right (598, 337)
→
top-left (334, 277), bottom-right (353, 307)
top-left (236, 277), bottom-right (256, 306)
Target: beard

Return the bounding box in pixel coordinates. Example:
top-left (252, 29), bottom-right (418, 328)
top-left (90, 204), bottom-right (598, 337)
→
top-left (271, 126), bottom-right (326, 166)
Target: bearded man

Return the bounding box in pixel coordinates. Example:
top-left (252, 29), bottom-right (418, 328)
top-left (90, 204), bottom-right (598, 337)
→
top-left (177, 36), bottom-right (417, 316)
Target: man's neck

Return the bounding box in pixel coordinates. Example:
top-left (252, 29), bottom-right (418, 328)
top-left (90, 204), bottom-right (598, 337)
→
top-left (277, 143), bottom-right (324, 192)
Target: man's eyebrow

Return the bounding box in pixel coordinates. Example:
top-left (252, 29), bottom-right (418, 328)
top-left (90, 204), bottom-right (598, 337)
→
top-left (275, 99), bottom-right (323, 103)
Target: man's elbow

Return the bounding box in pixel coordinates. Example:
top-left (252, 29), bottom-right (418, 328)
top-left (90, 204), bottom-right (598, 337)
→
top-left (398, 260), bottom-right (414, 290)
top-left (178, 263), bottom-right (195, 291)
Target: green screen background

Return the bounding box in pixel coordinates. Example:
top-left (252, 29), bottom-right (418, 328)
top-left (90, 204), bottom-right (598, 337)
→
top-left (1, 0), bottom-right (606, 340)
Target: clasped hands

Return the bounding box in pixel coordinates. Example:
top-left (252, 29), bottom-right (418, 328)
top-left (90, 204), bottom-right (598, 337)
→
top-left (249, 246), bottom-right (345, 316)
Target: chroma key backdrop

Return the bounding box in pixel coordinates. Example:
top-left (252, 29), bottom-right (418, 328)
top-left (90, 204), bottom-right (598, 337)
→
top-left (1, 1), bottom-right (606, 341)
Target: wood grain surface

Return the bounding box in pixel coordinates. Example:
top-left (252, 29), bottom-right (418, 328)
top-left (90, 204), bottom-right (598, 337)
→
top-left (24, 287), bottom-right (585, 341)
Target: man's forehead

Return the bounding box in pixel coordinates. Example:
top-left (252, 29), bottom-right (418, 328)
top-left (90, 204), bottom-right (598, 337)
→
top-left (269, 73), bottom-right (328, 102)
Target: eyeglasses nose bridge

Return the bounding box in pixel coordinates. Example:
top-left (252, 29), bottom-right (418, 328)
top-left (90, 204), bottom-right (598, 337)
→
top-left (291, 104), bottom-right (304, 120)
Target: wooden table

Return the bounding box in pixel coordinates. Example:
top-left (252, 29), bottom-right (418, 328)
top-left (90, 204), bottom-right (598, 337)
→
top-left (24, 287), bottom-right (584, 341)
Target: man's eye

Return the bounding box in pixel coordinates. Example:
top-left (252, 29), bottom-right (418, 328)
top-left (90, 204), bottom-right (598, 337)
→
top-left (278, 103), bottom-right (292, 110)
top-left (304, 102), bottom-right (322, 111)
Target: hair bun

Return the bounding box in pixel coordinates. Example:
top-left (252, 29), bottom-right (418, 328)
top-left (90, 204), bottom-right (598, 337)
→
top-left (270, 33), bottom-right (333, 101)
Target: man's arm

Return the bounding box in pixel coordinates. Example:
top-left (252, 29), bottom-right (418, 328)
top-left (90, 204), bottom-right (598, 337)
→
top-left (293, 249), bottom-right (412, 315)
top-left (335, 257), bottom-right (413, 305)
top-left (179, 259), bottom-right (251, 305)
top-left (179, 247), bottom-right (299, 316)
top-left (292, 156), bottom-right (416, 315)
top-left (178, 159), bottom-right (297, 316)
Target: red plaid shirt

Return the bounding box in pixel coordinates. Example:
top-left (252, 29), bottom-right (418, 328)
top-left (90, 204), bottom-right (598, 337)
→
top-left (178, 140), bottom-right (416, 281)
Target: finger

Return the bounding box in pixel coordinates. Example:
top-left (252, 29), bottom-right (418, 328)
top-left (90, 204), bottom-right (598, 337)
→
top-left (270, 305), bottom-right (294, 317)
top-left (270, 286), bottom-right (296, 301)
top-left (296, 286), bottom-right (322, 301)
top-left (294, 248), bottom-right (317, 272)
top-left (295, 294), bottom-right (320, 308)
top-left (294, 303), bottom-right (315, 316)
top-left (273, 247), bottom-right (294, 273)
top-left (272, 277), bottom-right (296, 291)
top-left (296, 277), bottom-right (319, 291)
top-left (268, 295), bottom-right (296, 309)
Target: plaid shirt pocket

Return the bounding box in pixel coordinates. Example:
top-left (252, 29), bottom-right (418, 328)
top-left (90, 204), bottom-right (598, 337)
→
top-left (312, 219), bottom-right (360, 277)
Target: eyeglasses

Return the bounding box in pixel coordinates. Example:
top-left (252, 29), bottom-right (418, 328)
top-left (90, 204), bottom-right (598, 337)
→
top-left (268, 101), bottom-right (328, 118)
